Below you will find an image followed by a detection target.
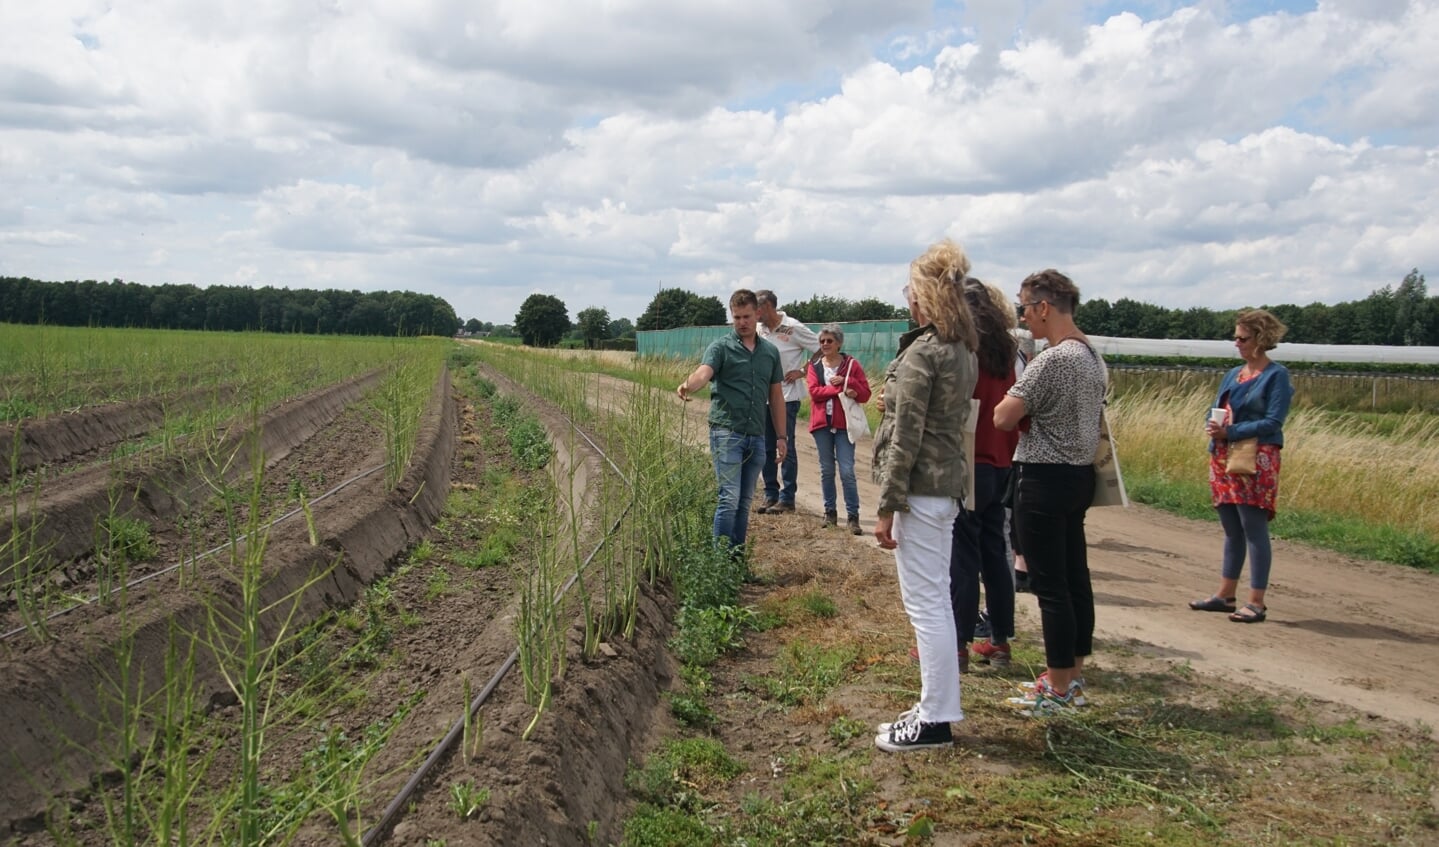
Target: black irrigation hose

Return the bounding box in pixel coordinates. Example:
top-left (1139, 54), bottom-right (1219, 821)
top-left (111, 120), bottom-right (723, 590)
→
top-left (0, 463), bottom-right (388, 642)
top-left (362, 414), bottom-right (630, 846)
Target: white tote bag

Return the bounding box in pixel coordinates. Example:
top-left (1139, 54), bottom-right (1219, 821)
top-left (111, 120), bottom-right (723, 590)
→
top-left (839, 360), bottom-right (870, 444)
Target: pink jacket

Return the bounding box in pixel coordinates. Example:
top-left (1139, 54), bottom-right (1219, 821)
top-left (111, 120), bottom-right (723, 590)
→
top-left (806, 354), bottom-right (872, 433)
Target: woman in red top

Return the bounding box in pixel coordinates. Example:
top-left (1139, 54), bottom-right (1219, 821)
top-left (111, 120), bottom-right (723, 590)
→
top-left (806, 323), bottom-right (872, 534)
top-left (950, 280), bottom-right (1020, 669)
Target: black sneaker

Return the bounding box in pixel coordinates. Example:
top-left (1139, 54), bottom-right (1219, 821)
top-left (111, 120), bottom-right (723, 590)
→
top-left (874, 711), bottom-right (953, 752)
top-left (756, 498), bottom-right (780, 513)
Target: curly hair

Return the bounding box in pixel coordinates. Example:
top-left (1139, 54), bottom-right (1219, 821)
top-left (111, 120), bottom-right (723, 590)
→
top-left (1236, 308), bottom-right (1288, 352)
top-left (963, 280), bottom-right (1019, 378)
top-left (908, 239), bottom-right (977, 350)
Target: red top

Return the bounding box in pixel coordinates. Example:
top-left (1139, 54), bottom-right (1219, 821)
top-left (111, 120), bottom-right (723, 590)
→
top-left (974, 367), bottom-right (1019, 468)
top-left (806, 355), bottom-right (872, 433)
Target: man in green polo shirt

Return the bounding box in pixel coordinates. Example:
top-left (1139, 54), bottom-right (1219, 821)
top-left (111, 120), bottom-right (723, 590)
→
top-left (677, 289), bottom-right (787, 554)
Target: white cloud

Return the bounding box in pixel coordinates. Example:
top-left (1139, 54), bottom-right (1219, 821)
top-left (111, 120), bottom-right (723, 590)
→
top-left (0, 230), bottom-right (84, 247)
top-left (1, 1), bottom-right (1436, 327)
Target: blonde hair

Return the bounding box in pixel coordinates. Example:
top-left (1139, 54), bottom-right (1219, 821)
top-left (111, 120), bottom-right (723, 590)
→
top-left (1236, 308), bottom-right (1288, 352)
top-left (908, 239), bottom-right (977, 349)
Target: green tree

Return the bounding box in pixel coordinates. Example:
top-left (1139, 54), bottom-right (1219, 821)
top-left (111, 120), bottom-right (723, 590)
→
top-left (1394, 269), bottom-right (1428, 345)
top-left (515, 294), bottom-right (571, 347)
top-left (464, 318), bottom-right (483, 334)
top-left (782, 294), bottom-right (847, 324)
top-left (609, 317), bottom-right (635, 339)
top-left (576, 307), bottom-right (611, 349)
top-left (637, 288), bottom-right (726, 330)
top-left (781, 295), bottom-right (905, 323)
top-left (847, 297), bottom-right (908, 321)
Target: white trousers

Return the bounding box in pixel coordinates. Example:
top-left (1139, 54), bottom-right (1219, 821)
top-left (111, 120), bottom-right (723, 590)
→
top-left (894, 494), bottom-right (964, 724)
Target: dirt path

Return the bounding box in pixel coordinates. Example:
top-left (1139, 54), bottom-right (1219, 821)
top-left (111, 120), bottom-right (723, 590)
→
top-left (665, 382), bottom-right (1439, 736)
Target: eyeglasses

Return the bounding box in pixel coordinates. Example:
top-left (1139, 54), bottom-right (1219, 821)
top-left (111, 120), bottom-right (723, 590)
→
top-left (819, 338), bottom-right (837, 345)
top-left (1234, 335), bottom-right (1252, 343)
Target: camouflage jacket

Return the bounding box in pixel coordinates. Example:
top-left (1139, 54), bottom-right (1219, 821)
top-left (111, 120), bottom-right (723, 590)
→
top-left (871, 324), bottom-right (978, 514)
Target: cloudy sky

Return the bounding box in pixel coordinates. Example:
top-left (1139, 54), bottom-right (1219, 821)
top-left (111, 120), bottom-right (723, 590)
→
top-left (2, 1), bottom-right (1436, 327)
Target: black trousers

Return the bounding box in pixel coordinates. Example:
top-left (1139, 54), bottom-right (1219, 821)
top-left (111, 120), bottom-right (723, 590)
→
top-left (950, 464), bottom-right (1014, 645)
top-left (1013, 462), bottom-right (1095, 669)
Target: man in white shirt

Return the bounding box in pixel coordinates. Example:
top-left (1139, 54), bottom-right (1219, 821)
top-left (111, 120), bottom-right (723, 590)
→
top-left (754, 289), bottom-right (821, 513)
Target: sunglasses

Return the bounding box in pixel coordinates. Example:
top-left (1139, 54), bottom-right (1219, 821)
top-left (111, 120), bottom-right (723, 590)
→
top-left (1234, 335), bottom-right (1252, 343)
top-left (819, 338), bottom-right (838, 345)
top-left (1016, 299), bottom-right (1045, 313)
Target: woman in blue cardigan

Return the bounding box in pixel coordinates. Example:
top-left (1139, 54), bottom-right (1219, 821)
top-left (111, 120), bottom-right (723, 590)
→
top-left (1189, 309), bottom-right (1294, 623)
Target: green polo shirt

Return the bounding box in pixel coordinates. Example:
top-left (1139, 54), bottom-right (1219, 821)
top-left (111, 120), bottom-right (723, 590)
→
top-left (701, 331), bottom-right (783, 436)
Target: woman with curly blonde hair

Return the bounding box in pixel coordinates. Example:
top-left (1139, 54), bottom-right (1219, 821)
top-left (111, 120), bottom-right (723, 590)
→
top-left (1190, 309), bottom-right (1294, 624)
top-left (871, 238), bottom-right (978, 752)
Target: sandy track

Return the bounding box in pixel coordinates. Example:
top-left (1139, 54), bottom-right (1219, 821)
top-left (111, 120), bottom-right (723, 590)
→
top-left (656, 376), bottom-right (1439, 736)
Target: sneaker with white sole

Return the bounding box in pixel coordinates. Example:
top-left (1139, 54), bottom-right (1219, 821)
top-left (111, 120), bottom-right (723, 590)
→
top-left (874, 710), bottom-right (953, 752)
top-left (1016, 674), bottom-right (1087, 706)
top-left (875, 702), bottom-right (919, 734)
top-left (1006, 679), bottom-right (1076, 716)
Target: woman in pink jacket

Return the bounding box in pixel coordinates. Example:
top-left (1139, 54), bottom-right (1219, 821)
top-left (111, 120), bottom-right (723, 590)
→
top-left (806, 323), bottom-right (872, 534)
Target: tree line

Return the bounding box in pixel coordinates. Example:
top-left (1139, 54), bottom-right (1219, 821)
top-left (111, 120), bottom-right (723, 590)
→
top-left (0, 277), bottom-right (460, 337)
top-left (1076, 270), bottom-right (1435, 346)
top-left (508, 270), bottom-right (1435, 349)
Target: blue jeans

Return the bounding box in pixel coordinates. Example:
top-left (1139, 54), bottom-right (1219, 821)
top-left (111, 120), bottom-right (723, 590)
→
top-left (711, 427), bottom-right (765, 552)
top-left (762, 400), bottom-right (800, 504)
top-left (811, 428), bottom-right (859, 518)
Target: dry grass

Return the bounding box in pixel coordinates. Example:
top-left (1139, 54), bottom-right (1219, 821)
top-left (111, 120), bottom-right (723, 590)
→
top-left (1111, 386), bottom-right (1439, 540)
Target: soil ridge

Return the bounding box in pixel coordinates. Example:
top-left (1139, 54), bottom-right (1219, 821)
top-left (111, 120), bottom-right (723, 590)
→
top-left (0, 368), bottom-right (455, 832)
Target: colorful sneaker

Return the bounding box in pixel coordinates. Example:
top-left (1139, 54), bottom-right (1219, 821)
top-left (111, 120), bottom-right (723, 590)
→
top-left (874, 711), bottom-right (953, 752)
top-left (972, 640), bottom-right (1011, 669)
top-left (1006, 679), bottom-right (1075, 716)
top-left (1016, 674), bottom-right (1087, 707)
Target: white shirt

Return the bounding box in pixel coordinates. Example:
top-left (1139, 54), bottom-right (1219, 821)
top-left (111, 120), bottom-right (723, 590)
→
top-left (758, 312), bottom-right (821, 402)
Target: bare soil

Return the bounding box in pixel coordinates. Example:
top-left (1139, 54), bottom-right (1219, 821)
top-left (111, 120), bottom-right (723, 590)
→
top-left (5, 360), bottom-right (1436, 845)
top-left (1, 370), bottom-right (453, 833)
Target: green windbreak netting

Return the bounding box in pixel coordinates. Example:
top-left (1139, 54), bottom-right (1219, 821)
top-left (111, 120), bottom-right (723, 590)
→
top-left (637, 319), bottom-right (911, 378)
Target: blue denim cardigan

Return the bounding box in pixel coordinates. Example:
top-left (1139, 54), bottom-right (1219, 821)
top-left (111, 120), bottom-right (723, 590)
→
top-left (1209, 362), bottom-right (1294, 452)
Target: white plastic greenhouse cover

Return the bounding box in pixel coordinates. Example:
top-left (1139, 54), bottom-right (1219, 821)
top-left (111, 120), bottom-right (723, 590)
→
top-left (1079, 336), bottom-right (1439, 365)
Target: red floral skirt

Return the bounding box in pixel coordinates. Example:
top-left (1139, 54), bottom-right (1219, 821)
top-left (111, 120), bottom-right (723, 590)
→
top-left (1209, 443), bottom-right (1281, 520)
